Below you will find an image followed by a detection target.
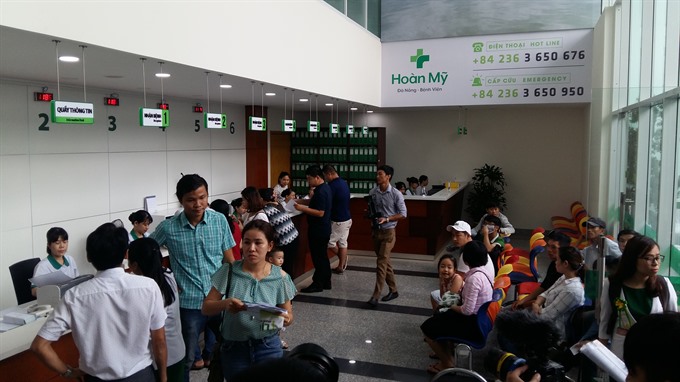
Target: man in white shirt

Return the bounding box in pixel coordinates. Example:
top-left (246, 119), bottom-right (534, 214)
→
top-left (31, 223), bottom-right (168, 382)
top-left (446, 220), bottom-right (495, 278)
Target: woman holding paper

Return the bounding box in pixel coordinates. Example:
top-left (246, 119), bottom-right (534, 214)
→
top-left (202, 220), bottom-right (296, 379)
top-left (32, 227), bottom-right (79, 296)
top-left (599, 235), bottom-right (677, 359)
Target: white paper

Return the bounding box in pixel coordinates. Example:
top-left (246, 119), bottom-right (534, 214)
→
top-left (29, 271), bottom-right (73, 287)
top-left (144, 195), bottom-right (157, 213)
top-left (244, 302), bottom-right (287, 315)
top-left (283, 200), bottom-right (297, 213)
top-left (577, 340), bottom-right (627, 382)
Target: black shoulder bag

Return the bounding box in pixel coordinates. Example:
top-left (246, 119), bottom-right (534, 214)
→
top-left (207, 264), bottom-right (232, 382)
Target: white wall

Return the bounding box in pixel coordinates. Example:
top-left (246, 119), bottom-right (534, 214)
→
top-left (363, 105), bottom-right (588, 230)
top-left (0, 0), bottom-right (382, 107)
top-left (0, 80), bottom-right (246, 309)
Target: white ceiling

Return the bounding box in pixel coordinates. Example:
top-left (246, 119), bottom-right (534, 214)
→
top-left (0, 26), bottom-right (372, 111)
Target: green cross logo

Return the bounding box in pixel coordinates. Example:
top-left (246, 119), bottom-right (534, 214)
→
top-left (410, 49), bottom-right (430, 69)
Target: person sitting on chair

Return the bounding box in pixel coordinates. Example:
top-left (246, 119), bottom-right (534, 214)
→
top-left (470, 201), bottom-right (515, 238)
top-left (479, 215), bottom-right (505, 274)
top-left (421, 241), bottom-right (494, 374)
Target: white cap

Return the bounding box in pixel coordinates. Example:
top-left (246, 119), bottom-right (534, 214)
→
top-left (446, 220), bottom-right (471, 236)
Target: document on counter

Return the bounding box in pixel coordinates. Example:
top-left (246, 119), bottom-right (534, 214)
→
top-left (283, 199), bottom-right (297, 213)
top-left (29, 271), bottom-right (73, 288)
top-left (573, 340), bottom-right (627, 382)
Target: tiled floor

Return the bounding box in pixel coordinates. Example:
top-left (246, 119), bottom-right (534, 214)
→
top-left (189, 233), bottom-right (579, 382)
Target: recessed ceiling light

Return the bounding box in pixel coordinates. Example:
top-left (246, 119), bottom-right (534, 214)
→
top-left (365, 340), bottom-right (372, 344)
top-left (265, 92), bottom-right (276, 96)
top-left (155, 73), bottom-right (171, 78)
top-left (220, 84), bottom-right (232, 89)
top-left (367, 110), bottom-right (374, 113)
top-left (350, 107), bottom-right (358, 111)
top-left (299, 98), bottom-right (309, 102)
top-left (59, 56), bottom-right (79, 63)
top-left (325, 103), bottom-right (333, 106)
top-left (349, 360), bottom-right (356, 364)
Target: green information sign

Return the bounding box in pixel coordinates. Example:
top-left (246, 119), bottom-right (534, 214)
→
top-left (51, 100), bottom-right (94, 124)
top-left (139, 108), bottom-right (169, 127)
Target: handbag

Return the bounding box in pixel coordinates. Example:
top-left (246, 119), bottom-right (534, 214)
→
top-left (207, 264), bottom-right (232, 382)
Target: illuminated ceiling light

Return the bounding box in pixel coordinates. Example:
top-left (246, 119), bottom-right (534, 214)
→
top-left (265, 92), bottom-right (276, 96)
top-left (299, 98), bottom-right (309, 102)
top-left (220, 84), bottom-right (232, 88)
top-left (365, 340), bottom-right (372, 344)
top-left (367, 110), bottom-right (374, 113)
top-left (155, 72), bottom-right (170, 78)
top-left (350, 107), bottom-right (358, 111)
top-left (349, 360), bottom-right (357, 364)
top-left (325, 103), bottom-right (333, 106)
top-left (59, 56), bottom-right (79, 63)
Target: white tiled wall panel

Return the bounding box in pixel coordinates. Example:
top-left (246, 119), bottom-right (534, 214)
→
top-left (166, 150), bottom-right (212, 202)
top-left (210, 149), bottom-right (247, 196)
top-left (29, 153), bottom-right (110, 225)
top-left (0, 83), bottom-right (29, 156)
top-left (0, 155), bottom-right (31, 230)
top-left (108, 151), bottom-right (168, 212)
top-left (0, 227), bottom-right (33, 307)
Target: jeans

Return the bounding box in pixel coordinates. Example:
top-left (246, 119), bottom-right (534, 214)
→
top-left (180, 308), bottom-right (220, 382)
top-left (220, 334), bottom-right (283, 380)
top-left (193, 321), bottom-right (216, 362)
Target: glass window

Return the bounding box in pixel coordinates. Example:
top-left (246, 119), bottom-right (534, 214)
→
top-left (367, 0), bottom-right (381, 37)
top-left (672, 101), bottom-right (680, 278)
top-left (325, 0), bottom-right (345, 14)
top-left (644, 104), bottom-right (664, 240)
top-left (652, 0), bottom-right (667, 97)
top-left (624, 109), bottom-right (639, 229)
top-left (628, 0), bottom-right (643, 104)
top-left (348, 0), bottom-right (367, 27)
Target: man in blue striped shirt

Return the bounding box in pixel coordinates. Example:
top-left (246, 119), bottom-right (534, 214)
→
top-left (367, 165), bottom-right (407, 307)
top-left (151, 174), bottom-right (235, 381)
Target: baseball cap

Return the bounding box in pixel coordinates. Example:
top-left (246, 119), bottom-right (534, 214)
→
top-left (582, 217), bottom-right (606, 229)
top-left (447, 220), bottom-right (471, 236)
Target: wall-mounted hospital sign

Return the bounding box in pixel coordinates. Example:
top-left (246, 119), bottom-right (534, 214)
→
top-left (249, 116), bottom-right (266, 131)
top-left (362, 126), bottom-right (369, 135)
top-left (307, 121), bottom-right (320, 132)
top-left (329, 123), bottom-right (339, 134)
top-left (205, 113), bottom-right (227, 129)
top-left (346, 125), bottom-right (354, 134)
top-left (282, 119), bottom-right (296, 132)
top-left (51, 101), bottom-right (94, 124)
top-left (139, 108), bottom-right (170, 127)
top-left (382, 28), bottom-right (592, 106)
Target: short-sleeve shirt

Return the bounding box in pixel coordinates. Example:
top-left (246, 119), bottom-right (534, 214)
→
top-left (263, 204), bottom-right (299, 246)
top-left (308, 182), bottom-right (332, 237)
top-left (328, 177), bottom-right (351, 222)
top-left (151, 209), bottom-right (236, 309)
top-left (211, 261), bottom-right (296, 341)
top-left (32, 255), bottom-right (79, 287)
top-left (37, 268), bottom-right (166, 380)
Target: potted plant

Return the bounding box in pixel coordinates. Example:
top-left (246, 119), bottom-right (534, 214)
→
top-left (465, 164), bottom-right (507, 222)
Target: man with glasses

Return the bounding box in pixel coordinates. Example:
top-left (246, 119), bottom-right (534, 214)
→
top-left (511, 231), bottom-right (572, 310)
top-left (581, 217), bottom-right (622, 270)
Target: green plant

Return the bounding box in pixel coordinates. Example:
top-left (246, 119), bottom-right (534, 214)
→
top-left (465, 164), bottom-right (507, 221)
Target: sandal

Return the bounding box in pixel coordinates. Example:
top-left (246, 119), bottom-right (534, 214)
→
top-left (191, 359), bottom-right (205, 370)
top-left (426, 363), bottom-right (444, 374)
top-left (281, 340), bottom-right (289, 349)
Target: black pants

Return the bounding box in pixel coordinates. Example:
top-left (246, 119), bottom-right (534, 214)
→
top-left (308, 233), bottom-right (331, 286)
top-left (280, 236), bottom-right (299, 277)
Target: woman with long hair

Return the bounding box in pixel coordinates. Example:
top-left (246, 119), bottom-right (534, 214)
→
top-left (241, 186), bottom-right (268, 224)
top-left (128, 238), bottom-right (186, 382)
top-left (599, 235), bottom-right (677, 359)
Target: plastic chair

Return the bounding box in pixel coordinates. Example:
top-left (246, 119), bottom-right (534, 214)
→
top-left (431, 367), bottom-right (487, 382)
top-left (9, 258), bottom-right (40, 305)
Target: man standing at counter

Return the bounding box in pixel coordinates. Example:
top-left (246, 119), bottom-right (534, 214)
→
top-left (151, 174), bottom-right (236, 381)
top-left (323, 165), bottom-right (352, 274)
top-left (367, 165), bottom-right (407, 307)
top-left (31, 223), bottom-right (168, 381)
top-left (296, 165), bottom-right (333, 293)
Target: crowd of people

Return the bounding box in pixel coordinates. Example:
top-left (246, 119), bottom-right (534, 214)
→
top-left (26, 170), bottom-right (679, 382)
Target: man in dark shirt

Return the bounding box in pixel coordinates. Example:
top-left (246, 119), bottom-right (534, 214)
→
top-left (511, 230), bottom-right (571, 309)
top-left (296, 165), bottom-right (333, 293)
top-left (323, 165), bottom-right (352, 274)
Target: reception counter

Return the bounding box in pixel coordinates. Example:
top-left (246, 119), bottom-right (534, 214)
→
top-left (347, 184), bottom-right (467, 258)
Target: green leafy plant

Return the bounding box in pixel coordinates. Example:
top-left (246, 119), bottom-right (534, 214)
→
top-left (465, 164), bottom-right (507, 221)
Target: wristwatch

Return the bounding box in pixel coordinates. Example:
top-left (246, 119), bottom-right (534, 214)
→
top-left (61, 366), bottom-right (73, 378)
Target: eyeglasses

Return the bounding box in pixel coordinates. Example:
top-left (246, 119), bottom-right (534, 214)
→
top-left (639, 255), bottom-right (665, 264)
